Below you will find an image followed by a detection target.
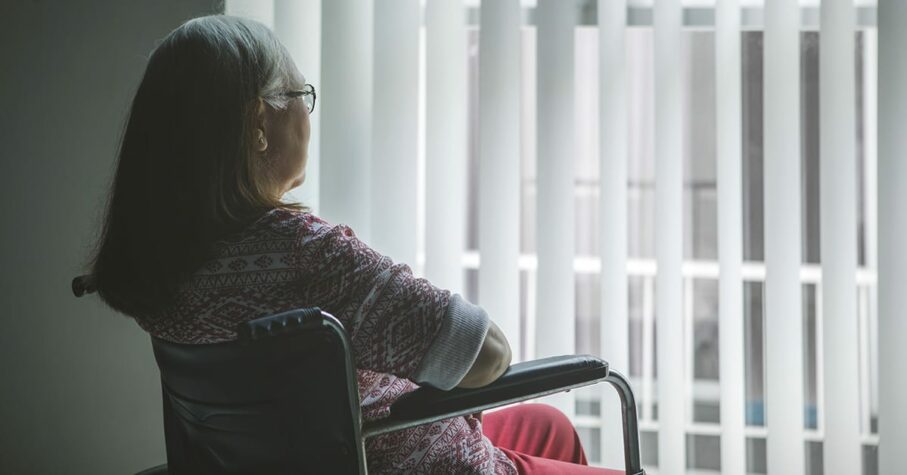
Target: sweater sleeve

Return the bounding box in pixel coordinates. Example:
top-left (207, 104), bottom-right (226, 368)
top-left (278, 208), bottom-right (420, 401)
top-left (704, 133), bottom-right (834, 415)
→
top-left (294, 217), bottom-right (488, 388)
top-left (410, 294), bottom-right (489, 389)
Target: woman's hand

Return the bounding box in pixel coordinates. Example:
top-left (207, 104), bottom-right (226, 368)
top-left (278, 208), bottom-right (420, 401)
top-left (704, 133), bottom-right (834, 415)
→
top-left (457, 320), bottom-right (512, 388)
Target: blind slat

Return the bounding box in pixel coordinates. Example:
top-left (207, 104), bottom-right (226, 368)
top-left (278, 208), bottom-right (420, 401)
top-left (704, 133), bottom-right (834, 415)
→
top-left (598, 0), bottom-right (630, 468)
top-left (820, 0), bottom-right (862, 473)
top-left (320, 0), bottom-right (373, 240)
top-left (654, 0), bottom-right (685, 471)
top-left (226, 0), bottom-right (274, 28)
top-left (535, 0), bottom-right (577, 418)
top-left (715, 0), bottom-right (746, 473)
top-left (425, 0), bottom-right (468, 293)
top-left (764, 0), bottom-right (805, 472)
top-left (478, 0), bottom-right (522, 361)
top-left (274, 0), bottom-right (321, 212)
top-left (535, 1), bottom-right (576, 358)
top-left (371, 0), bottom-right (419, 266)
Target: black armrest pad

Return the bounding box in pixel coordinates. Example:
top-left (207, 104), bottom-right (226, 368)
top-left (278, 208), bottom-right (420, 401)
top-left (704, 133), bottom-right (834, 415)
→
top-left (390, 355), bottom-right (608, 420)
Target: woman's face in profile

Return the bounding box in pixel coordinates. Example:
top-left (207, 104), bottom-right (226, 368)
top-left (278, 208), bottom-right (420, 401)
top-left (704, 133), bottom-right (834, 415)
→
top-left (263, 74), bottom-right (311, 196)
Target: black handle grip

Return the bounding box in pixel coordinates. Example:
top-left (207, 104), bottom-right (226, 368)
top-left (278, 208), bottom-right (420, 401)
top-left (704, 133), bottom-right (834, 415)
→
top-left (72, 275), bottom-right (96, 297)
top-left (236, 307), bottom-right (326, 343)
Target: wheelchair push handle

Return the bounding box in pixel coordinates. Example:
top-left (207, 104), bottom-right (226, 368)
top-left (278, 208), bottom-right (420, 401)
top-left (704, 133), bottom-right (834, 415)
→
top-left (72, 274), bottom-right (96, 297)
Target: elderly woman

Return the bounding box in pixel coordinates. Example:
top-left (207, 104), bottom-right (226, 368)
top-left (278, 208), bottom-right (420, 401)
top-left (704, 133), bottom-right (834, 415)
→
top-left (89, 15), bottom-right (613, 474)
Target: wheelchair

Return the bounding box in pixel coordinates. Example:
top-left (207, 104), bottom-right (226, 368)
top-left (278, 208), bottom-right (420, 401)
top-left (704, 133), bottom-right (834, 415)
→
top-left (73, 275), bottom-right (644, 474)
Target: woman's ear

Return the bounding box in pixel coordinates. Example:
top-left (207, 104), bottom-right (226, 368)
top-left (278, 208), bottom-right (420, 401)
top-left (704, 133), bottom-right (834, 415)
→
top-left (254, 99), bottom-right (268, 152)
top-left (255, 128), bottom-right (268, 152)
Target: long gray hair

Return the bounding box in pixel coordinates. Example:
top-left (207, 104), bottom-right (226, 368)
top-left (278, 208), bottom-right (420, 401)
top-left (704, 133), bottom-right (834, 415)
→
top-left (91, 15), bottom-right (304, 319)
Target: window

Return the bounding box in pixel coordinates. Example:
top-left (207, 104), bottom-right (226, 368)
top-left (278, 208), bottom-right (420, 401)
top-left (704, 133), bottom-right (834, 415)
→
top-left (459, 14), bottom-right (878, 475)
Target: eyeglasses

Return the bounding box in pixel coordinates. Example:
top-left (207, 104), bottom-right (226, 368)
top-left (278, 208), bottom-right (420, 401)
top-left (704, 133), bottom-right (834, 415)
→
top-left (282, 83), bottom-right (316, 113)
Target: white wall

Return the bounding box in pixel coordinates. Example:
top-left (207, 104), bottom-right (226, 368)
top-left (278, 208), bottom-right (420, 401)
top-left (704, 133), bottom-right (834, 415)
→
top-left (0, 1), bottom-right (220, 473)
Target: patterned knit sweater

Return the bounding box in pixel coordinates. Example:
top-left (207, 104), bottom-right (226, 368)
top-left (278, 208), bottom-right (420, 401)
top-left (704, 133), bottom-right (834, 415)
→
top-left (134, 208), bottom-right (517, 474)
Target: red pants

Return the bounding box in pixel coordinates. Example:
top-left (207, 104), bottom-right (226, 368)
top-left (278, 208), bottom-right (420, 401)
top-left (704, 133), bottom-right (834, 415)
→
top-left (483, 404), bottom-right (624, 475)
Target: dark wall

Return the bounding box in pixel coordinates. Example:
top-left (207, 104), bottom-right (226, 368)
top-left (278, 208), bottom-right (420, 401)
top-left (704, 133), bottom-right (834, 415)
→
top-left (0, 1), bottom-right (221, 472)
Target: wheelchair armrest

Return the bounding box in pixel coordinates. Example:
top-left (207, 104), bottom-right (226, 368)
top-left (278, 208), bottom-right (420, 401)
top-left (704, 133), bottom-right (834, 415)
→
top-left (362, 354), bottom-right (609, 438)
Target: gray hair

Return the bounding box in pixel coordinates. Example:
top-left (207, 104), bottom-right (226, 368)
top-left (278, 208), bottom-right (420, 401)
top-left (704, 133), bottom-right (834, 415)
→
top-left (177, 15), bottom-right (301, 110)
top-left (90, 14), bottom-right (306, 319)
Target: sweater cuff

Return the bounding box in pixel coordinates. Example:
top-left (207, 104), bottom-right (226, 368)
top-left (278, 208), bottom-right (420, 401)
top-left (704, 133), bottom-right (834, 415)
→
top-left (411, 294), bottom-right (490, 390)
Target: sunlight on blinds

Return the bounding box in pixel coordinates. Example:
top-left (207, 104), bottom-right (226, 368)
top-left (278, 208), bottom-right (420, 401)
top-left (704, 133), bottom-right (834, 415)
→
top-left (227, 1), bottom-right (894, 472)
top-left (478, 0), bottom-right (522, 362)
top-left (320, 0), bottom-right (373, 240)
top-left (653, 0), bottom-right (686, 472)
top-left (764, 0), bottom-right (806, 472)
top-left (820, 0), bottom-right (862, 473)
top-left (274, 0), bottom-right (321, 213)
top-left (371, 0), bottom-right (419, 267)
top-left (425, 0), bottom-right (468, 295)
top-left (534, 0), bottom-right (578, 418)
top-left (597, 0), bottom-right (630, 469)
top-left (715, 1), bottom-right (747, 473)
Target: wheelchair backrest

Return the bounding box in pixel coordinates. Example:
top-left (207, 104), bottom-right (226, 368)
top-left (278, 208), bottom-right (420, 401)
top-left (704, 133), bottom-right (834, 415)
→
top-left (150, 308), bottom-right (365, 474)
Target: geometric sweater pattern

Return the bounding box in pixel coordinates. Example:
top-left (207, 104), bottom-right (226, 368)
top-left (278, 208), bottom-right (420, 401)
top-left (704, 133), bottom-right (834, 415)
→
top-left (133, 208), bottom-right (517, 474)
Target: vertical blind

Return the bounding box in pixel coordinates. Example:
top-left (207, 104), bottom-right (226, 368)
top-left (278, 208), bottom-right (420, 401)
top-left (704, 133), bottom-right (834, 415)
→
top-left (424, 0), bottom-right (468, 295)
top-left (597, 0), bottom-right (630, 467)
top-left (273, 0), bottom-right (321, 211)
top-left (371, 0), bottom-right (419, 265)
top-left (653, 0), bottom-right (686, 472)
top-left (763, 0), bottom-right (805, 473)
top-left (715, 0), bottom-right (746, 473)
top-left (229, 1), bottom-right (902, 473)
top-left (535, 0), bottom-right (577, 417)
top-left (477, 0), bottom-right (523, 364)
top-left (318, 0), bottom-right (373, 241)
top-left (819, 1), bottom-right (861, 474)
